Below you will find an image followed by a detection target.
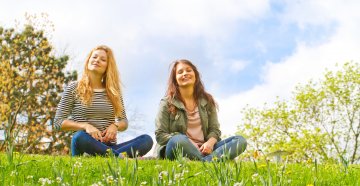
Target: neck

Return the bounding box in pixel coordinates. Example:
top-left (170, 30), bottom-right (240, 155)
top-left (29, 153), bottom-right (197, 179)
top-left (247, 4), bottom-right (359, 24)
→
top-left (179, 86), bottom-right (194, 101)
top-left (89, 73), bottom-right (104, 89)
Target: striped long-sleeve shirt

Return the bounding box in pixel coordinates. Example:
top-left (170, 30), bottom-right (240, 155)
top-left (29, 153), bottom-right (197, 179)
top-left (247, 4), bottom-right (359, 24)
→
top-left (54, 81), bottom-right (127, 132)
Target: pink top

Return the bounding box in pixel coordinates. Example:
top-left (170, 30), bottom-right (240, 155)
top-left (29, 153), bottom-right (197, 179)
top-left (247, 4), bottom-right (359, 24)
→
top-left (186, 107), bottom-right (205, 149)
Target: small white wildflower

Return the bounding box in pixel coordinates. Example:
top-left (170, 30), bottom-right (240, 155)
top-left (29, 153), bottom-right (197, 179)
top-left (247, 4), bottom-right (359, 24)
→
top-left (116, 177), bottom-right (125, 185)
top-left (91, 181), bottom-right (104, 186)
top-left (26, 175), bottom-right (33, 179)
top-left (234, 181), bottom-right (244, 186)
top-left (175, 173), bottom-right (181, 180)
top-left (10, 171), bottom-right (18, 177)
top-left (56, 177), bottom-right (62, 183)
top-left (252, 173), bottom-right (259, 182)
top-left (38, 178), bottom-right (52, 186)
top-left (74, 161), bottom-right (82, 168)
top-left (168, 180), bottom-right (173, 185)
top-left (158, 171), bottom-right (168, 180)
top-left (105, 175), bottom-right (115, 184)
top-left (140, 181), bottom-right (148, 185)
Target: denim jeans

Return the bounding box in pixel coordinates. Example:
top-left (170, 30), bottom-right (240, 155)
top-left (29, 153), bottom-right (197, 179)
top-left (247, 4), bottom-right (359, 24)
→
top-left (165, 134), bottom-right (247, 161)
top-left (71, 131), bottom-right (153, 157)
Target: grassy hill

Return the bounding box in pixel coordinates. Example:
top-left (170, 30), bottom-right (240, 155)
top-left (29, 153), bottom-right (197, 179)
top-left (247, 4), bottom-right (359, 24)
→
top-left (0, 153), bottom-right (359, 185)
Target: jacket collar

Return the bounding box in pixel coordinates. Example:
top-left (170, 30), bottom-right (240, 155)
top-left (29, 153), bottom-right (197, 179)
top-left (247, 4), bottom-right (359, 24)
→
top-left (170, 97), bottom-right (207, 110)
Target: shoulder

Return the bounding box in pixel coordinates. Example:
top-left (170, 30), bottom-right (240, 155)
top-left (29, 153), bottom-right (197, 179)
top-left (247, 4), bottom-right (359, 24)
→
top-left (199, 97), bottom-right (209, 107)
top-left (199, 97), bottom-right (216, 112)
top-left (66, 81), bottom-right (78, 89)
top-left (159, 96), bottom-right (180, 111)
top-left (161, 96), bottom-right (184, 109)
top-left (63, 81), bottom-right (78, 94)
top-left (159, 97), bottom-right (169, 107)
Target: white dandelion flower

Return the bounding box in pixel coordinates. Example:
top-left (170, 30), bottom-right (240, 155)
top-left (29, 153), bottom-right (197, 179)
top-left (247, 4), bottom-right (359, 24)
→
top-left (74, 161), bottom-right (82, 168)
top-left (56, 177), bottom-right (62, 183)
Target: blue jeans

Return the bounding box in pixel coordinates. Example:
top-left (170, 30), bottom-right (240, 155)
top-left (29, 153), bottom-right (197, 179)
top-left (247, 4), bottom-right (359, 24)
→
top-left (165, 134), bottom-right (247, 161)
top-left (71, 131), bottom-right (153, 157)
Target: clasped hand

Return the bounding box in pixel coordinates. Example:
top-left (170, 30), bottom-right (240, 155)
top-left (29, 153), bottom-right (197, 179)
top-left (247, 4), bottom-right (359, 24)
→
top-left (199, 141), bottom-right (214, 155)
top-left (84, 123), bottom-right (118, 142)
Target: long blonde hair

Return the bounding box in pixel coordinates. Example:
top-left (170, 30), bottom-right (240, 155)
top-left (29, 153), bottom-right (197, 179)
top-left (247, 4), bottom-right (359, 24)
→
top-left (76, 45), bottom-right (124, 117)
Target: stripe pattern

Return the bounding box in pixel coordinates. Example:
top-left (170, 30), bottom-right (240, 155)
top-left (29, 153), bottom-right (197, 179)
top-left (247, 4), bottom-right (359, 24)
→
top-left (54, 81), bottom-right (127, 131)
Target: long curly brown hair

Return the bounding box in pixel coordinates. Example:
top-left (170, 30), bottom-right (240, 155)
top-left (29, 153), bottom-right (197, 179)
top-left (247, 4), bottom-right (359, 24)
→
top-left (166, 59), bottom-right (217, 114)
top-left (76, 45), bottom-right (124, 117)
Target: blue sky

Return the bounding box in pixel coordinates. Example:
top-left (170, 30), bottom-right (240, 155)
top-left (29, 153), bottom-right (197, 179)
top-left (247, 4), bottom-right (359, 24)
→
top-left (1, 0), bottom-right (360, 149)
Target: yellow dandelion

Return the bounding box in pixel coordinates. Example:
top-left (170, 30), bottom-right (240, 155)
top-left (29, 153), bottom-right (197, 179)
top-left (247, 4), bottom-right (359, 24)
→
top-left (212, 156), bottom-right (218, 161)
top-left (121, 152), bottom-right (127, 158)
top-left (253, 150), bottom-right (260, 159)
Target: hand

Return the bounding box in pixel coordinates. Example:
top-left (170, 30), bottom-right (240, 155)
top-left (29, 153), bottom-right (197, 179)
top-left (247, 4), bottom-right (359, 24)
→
top-left (114, 120), bottom-right (128, 131)
top-left (199, 141), bottom-right (215, 155)
top-left (83, 123), bottom-right (103, 142)
top-left (101, 124), bottom-right (118, 143)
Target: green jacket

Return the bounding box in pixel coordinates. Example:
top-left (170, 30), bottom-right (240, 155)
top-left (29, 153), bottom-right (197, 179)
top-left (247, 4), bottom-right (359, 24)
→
top-left (154, 97), bottom-right (222, 158)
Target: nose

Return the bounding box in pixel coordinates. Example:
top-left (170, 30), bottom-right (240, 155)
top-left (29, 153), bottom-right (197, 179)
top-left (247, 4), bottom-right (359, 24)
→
top-left (182, 71), bottom-right (189, 76)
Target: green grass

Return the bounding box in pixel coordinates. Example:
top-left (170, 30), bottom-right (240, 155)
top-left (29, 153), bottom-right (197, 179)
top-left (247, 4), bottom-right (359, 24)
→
top-left (0, 153), bottom-right (359, 185)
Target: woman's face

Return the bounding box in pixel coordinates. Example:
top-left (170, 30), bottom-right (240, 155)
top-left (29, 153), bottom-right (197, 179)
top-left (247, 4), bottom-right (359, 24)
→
top-left (87, 49), bottom-right (108, 75)
top-left (175, 62), bottom-right (196, 88)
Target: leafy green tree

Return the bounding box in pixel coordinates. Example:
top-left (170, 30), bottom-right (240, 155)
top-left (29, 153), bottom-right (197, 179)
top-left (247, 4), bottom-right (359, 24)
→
top-left (237, 62), bottom-right (360, 163)
top-left (0, 24), bottom-right (77, 154)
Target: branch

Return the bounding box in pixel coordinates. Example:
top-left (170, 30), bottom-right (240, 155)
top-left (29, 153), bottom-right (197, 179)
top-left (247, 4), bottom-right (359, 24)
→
top-left (0, 97), bottom-right (24, 151)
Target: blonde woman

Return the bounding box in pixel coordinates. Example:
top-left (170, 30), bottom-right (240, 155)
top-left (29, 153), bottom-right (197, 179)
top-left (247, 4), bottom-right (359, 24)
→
top-left (55, 45), bottom-right (153, 157)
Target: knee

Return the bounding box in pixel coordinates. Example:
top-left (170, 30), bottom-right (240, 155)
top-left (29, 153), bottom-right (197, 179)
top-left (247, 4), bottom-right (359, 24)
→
top-left (72, 131), bottom-right (88, 144)
top-left (139, 134), bottom-right (154, 148)
top-left (167, 134), bottom-right (188, 146)
top-left (234, 135), bottom-right (247, 149)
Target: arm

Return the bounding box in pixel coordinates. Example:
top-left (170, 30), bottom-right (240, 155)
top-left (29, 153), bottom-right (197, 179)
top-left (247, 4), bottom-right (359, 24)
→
top-left (200, 105), bottom-right (222, 155)
top-left (62, 119), bottom-right (103, 141)
top-left (114, 92), bottom-right (128, 131)
top-left (54, 82), bottom-right (77, 130)
top-left (103, 93), bottom-right (128, 142)
top-left (155, 99), bottom-right (177, 146)
top-left (114, 119), bottom-right (128, 131)
top-left (206, 105), bottom-right (221, 141)
top-left (54, 82), bottom-right (103, 141)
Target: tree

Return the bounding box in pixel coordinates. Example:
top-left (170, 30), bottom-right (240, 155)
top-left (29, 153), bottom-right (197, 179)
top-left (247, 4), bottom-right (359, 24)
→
top-left (0, 23), bottom-right (77, 154)
top-left (237, 62), bottom-right (360, 163)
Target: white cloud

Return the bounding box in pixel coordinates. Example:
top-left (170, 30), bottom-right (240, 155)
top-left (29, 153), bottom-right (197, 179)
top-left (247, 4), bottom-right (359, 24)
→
top-left (218, 0), bottom-right (360, 135)
top-left (147, 0), bottom-right (269, 36)
top-left (230, 60), bottom-right (248, 73)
